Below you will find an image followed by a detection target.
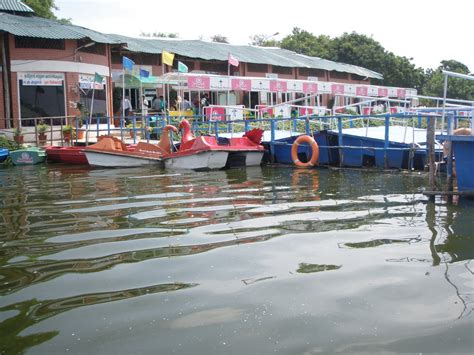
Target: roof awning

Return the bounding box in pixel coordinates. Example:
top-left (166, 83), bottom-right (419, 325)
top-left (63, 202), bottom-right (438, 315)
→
top-left (112, 73), bottom-right (178, 88)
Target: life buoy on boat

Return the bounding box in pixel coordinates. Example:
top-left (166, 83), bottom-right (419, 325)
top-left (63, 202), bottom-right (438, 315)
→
top-left (291, 135), bottom-right (319, 167)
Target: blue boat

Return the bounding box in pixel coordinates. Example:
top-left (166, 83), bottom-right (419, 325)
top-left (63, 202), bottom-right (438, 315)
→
top-left (268, 125), bottom-right (439, 170)
top-left (0, 148), bottom-right (9, 162)
top-left (438, 134), bottom-right (474, 192)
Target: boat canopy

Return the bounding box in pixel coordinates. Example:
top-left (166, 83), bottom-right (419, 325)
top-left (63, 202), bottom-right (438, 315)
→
top-left (112, 73), bottom-right (178, 88)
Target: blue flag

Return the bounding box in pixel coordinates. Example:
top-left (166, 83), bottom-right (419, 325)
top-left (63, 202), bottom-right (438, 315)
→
top-left (139, 69), bottom-right (149, 78)
top-left (122, 56), bottom-right (135, 71)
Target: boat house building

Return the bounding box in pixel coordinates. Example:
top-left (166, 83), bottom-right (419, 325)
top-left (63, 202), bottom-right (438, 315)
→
top-left (0, 0), bottom-right (402, 130)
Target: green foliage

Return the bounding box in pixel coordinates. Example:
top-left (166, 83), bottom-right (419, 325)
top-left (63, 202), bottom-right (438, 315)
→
top-left (249, 34), bottom-right (280, 47)
top-left (422, 60), bottom-right (474, 100)
top-left (272, 28), bottom-right (472, 100)
top-left (280, 28), bottom-right (334, 59)
top-left (13, 127), bottom-right (22, 136)
top-left (37, 123), bottom-right (49, 133)
top-left (0, 136), bottom-right (22, 151)
top-left (140, 32), bottom-right (179, 38)
top-left (24, 0), bottom-right (71, 23)
top-left (211, 35), bottom-right (229, 44)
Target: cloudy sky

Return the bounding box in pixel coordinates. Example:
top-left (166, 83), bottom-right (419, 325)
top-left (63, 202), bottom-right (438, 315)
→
top-left (56, 0), bottom-right (473, 72)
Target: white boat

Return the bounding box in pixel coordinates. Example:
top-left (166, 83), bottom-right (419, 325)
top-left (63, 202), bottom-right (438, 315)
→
top-left (84, 125), bottom-right (177, 168)
top-left (169, 119), bottom-right (265, 169)
top-left (85, 149), bottom-right (164, 167)
top-left (164, 149), bottom-right (229, 170)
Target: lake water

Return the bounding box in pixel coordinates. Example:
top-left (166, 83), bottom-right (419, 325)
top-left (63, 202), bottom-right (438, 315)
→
top-left (0, 165), bottom-right (473, 354)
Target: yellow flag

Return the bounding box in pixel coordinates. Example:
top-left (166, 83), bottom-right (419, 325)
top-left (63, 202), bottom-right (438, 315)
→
top-left (162, 50), bottom-right (174, 66)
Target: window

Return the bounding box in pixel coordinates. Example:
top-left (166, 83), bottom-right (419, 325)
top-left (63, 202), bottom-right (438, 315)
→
top-left (19, 80), bottom-right (65, 125)
top-left (271, 65), bottom-right (292, 75)
top-left (15, 37), bottom-right (65, 50)
top-left (329, 71), bottom-right (348, 80)
top-left (298, 68), bottom-right (326, 78)
top-left (76, 39), bottom-right (106, 56)
top-left (247, 63), bottom-right (267, 73)
top-left (79, 86), bottom-right (107, 121)
top-left (200, 61), bottom-right (227, 74)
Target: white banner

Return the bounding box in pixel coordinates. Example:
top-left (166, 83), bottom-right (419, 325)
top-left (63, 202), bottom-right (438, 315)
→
top-left (18, 72), bottom-right (64, 86)
top-left (210, 76), bottom-right (230, 90)
top-left (251, 78), bottom-right (270, 91)
top-left (79, 74), bottom-right (105, 90)
top-left (287, 80), bottom-right (304, 93)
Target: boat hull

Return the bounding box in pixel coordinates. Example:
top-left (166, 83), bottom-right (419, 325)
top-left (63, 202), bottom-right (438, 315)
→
top-left (46, 146), bottom-right (88, 164)
top-left (448, 135), bottom-right (474, 192)
top-left (84, 150), bottom-right (163, 168)
top-left (164, 150), bottom-right (229, 170)
top-left (10, 148), bottom-right (46, 166)
top-left (226, 151), bottom-right (264, 167)
top-left (0, 148), bottom-right (9, 162)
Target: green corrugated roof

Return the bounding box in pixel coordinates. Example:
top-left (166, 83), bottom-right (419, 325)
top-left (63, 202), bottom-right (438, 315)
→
top-left (0, 12), bottom-right (120, 44)
top-left (0, 9), bottom-right (382, 80)
top-left (0, 0), bottom-right (33, 13)
top-left (107, 34), bottom-right (383, 80)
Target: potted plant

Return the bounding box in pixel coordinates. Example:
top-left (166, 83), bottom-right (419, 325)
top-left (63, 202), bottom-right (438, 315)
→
top-left (72, 116), bottom-right (84, 140)
top-left (13, 127), bottom-right (24, 144)
top-left (37, 123), bottom-right (49, 144)
top-left (62, 125), bottom-right (75, 142)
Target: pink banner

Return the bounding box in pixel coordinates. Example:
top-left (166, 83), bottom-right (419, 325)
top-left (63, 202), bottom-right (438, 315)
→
top-left (396, 89), bottom-right (406, 98)
top-left (207, 107), bottom-right (225, 120)
top-left (303, 82), bottom-right (318, 94)
top-left (299, 107), bottom-right (314, 116)
top-left (187, 76), bottom-right (210, 90)
top-left (270, 80), bottom-right (287, 92)
top-left (356, 86), bottom-right (368, 96)
top-left (331, 84), bottom-right (344, 94)
top-left (231, 78), bottom-right (251, 91)
top-left (378, 88), bottom-right (388, 97)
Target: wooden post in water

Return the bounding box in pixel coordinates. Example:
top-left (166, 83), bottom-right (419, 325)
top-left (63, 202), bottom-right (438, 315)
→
top-left (427, 116), bottom-right (436, 195)
top-left (445, 113), bottom-right (454, 193)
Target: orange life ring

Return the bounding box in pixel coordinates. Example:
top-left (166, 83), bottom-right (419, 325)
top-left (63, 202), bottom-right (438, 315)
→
top-left (291, 135), bottom-right (319, 167)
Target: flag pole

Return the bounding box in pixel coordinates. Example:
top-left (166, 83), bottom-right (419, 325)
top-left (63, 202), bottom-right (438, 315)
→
top-left (227, 53), bottom-right (230, 108)
top-left (121, 69), bottom-right (125, 141)
top-left (87, 81), bottom-right (96, 146)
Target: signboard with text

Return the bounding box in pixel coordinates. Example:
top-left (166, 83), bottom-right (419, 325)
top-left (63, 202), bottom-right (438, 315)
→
top-left (18, 72), bottom-right (64, 86)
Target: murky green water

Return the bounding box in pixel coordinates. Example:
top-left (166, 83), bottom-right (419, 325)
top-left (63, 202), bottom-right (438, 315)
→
top-left (0, 165), bottom-right (473, 354)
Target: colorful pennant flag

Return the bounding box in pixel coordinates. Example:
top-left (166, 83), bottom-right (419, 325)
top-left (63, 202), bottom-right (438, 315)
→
top-left (122, 56), bottom-right (135, 71)
top-left (139, 69), bottom-right (150, 78)
top-left (228, 53), bottom-right (239, 67)
top-left (178, 61), bottom-right (188, 73)
top-left (162, 50), bottom-right (175, 66)
top-left (94, 72), bottom-right (104, 83)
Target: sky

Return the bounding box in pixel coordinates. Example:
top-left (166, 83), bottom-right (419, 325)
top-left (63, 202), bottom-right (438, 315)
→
top-left (55, 0), bottom-right (473, 72)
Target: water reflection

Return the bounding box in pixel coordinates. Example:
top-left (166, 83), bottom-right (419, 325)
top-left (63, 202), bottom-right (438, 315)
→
top-left (0, 282), bottom-right (195, 354)
top-left (0, 165), bottom-right (472, 353)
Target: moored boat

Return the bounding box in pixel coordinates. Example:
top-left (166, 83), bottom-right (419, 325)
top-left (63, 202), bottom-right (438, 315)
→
top-left (10, 147), bottom-right (46, 166)
top-left (438, 130), bottom-right (474, 193)
top-left (0, 148), bottom-right (9, 163)
top-left (166, 119), bottom-right (264, 170)
top-left (46, 146), bottom-right (88, 164)
top-left (84, 125), bottom-right (177, 168)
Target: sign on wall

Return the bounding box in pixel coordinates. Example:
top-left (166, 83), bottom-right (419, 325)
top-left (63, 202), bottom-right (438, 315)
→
top-left (18, 72), bottom-right (64, 86)
top-left (79, 74), bottom-right (105, 90)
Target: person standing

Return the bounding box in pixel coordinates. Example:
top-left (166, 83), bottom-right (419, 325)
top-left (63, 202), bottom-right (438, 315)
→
top-left (122, 96), bottom-right (131, 117)
top-left (141, 95), bottom-right (149, 117)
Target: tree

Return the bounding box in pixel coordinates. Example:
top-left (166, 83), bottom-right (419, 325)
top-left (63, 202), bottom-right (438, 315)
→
top-left (280, 28), bottom-right (334, 59)
top-left (211, 35), bottom-right (229, 44)
top-left (249, 34), bottom-right (280, 47)
top-left (422, 60), bottom-right (473, 100)
top-left (24, 0), bottom-right (71, 23)
top-left (140, 32), bottom-right (179, 38)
